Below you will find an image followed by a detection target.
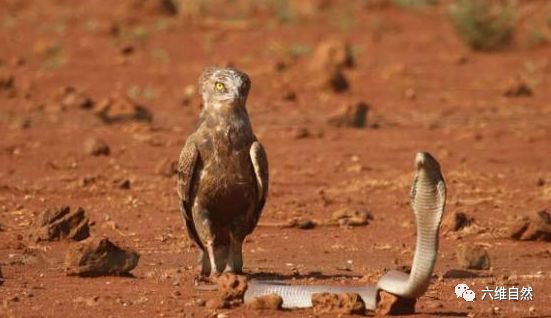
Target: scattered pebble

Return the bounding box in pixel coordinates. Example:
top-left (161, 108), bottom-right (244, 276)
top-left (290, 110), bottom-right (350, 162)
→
top-left (205, 297), bottom-right (229, 309)
top-left (309, 39), bottom-right (354, 72)
top-left (327, 102), bottom-right (369, 128)
top-left (331, 209), bottom-right (373, 227)
top-left (65, 237), bottom-right (140, 276)
top-left (115, 178), bottom-right (131, 190)
top-left (296, 219), bottom-right (316, 230)
top-left (376, 291), bottom-right (416, 315)
top-left (509, 209), bottom-right (551, 242)
top-left (84, 137), bottom-right (110, 156)
top-left (94, 94), bottom-right (153, 124)
top-left (56, 86), bottom-right (94, 110)
top-left (457, 244), bottom-right (491, 270)
top-left (503, 76), bottom-right (533, 97)
top-left (311, 292), bottom-right (365, 315)
top-left (30, 206), bottom-right (90, 242)
top-left (443, 211), bottom-right (474, 232)
top-left (156, 159), bottom-right (178, 177)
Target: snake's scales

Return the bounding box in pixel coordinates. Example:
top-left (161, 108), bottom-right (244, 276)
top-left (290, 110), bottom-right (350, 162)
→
top-left (244, 152), bottom-right (446, 310)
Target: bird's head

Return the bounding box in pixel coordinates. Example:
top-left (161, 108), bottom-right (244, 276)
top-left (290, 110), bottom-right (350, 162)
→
top-left (199, 67), bottom-right (251, 110)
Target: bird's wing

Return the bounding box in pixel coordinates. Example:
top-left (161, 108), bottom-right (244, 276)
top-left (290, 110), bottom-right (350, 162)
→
top-left (176, 138), bottom-right (203, 249)
top-left (249, 141), bottom-right (269, 224)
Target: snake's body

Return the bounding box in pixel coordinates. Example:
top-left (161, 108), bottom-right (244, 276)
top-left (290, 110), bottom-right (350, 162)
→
top-left (244, 152), bottom-right (446, 310)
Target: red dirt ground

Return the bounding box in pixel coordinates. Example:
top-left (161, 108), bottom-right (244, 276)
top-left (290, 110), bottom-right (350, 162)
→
top-left (1, 1), bottom-right (550, 317)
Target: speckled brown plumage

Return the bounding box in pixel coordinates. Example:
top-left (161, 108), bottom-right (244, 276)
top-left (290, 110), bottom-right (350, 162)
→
top-left (177, 67), bottom-right (268, 277)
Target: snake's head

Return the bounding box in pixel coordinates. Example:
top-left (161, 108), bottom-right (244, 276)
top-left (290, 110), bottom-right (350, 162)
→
top-left (415, 152), bottom-right (441, 174)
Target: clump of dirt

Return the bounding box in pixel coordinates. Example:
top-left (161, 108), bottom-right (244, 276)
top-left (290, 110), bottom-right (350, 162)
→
top-left (318, 69), bottom-right (349, 93)
top-left (311, 292), bottom-right (365, 315)
top-left (204, 273), bottom-right (248, 309)
top-left (442, 211), bottom-right (474, 232)
top-left (327, 102), bottom-right (369, 128)
top-left (65, 237), bottom-right (140, 276)
top-left (30, 206), bottom-right (90, 242)
top-left (216, 273), bottom-right (248, 304)
top-left (94, 94), bottom-right (153, 124)
top-left (376, 291), bottom-right (416, 316)
top-left (156, 159), bottom-right (178, 177)
top-left (245, 294), bottom-right (283, 310)
top-left (331, 209), bottom-right (373, 227)
top-left (114, 178), bottom-right (131, 190)
top-left (117, 0), bottom-right (178, 16)
top-left (503, 76), bottom-right (533, 97)
top-left (84, 137), bottom-right (111, 156)
top-left (0, 71), bottom-right (16, 97)
top-left (309, 39), bottom-right (355, 72)
top-left (55, 86), bottom-right (94, 110)
top-left (309, 39), bottom-right (354, 93)
top-left (509, 209), bottom-right (551, 242)
top-left (456, 243), bottom-right (491, 270)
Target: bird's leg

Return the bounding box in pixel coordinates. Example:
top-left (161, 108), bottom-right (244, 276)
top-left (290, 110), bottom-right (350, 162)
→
top-left (205, 240), bottom-right (221, 278)
top-left (226, 233), bottom-right (244, 273)
top-left (199, 249), bottom-right (211, 277)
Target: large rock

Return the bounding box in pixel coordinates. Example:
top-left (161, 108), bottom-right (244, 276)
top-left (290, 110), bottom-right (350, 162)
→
top-left (30, 206), bottom-right (90, 242)
top-left (245, 294), bottom-right (283, 310)
top-left (65, 238), bottom-right (140, 276)
top-left (457, 244), bottom-right (490, 270)
top-left (509, 209), bottom-right (551, 242)
top-left (376, 291), bottom-right (416, 315)
top-left (216, 273), bottom-right (248, 303)
top-left (311, 292), bottom-right (365, 315)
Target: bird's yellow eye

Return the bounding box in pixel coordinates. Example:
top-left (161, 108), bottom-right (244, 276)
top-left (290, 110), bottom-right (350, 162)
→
top-left (214, 82), bottom-right (225, 91)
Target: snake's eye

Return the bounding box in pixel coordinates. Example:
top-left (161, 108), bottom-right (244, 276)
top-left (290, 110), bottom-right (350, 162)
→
top-left (214, 82), bottom-right (225, 91)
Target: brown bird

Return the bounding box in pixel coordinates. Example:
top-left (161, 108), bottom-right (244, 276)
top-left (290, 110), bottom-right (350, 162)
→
top-left (177, 67), bottom-right (268, 277)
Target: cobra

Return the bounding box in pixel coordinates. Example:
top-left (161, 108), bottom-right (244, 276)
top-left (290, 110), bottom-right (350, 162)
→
top-left (244, 152), bottom-right (446, 311)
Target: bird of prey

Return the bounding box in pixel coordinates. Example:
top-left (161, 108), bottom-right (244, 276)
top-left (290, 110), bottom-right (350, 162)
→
top-left (177, 67), bottom-right (269, 277)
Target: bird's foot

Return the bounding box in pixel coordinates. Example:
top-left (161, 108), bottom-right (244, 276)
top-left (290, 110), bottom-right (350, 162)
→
top-left (193, 274), bottom-right (218, 291)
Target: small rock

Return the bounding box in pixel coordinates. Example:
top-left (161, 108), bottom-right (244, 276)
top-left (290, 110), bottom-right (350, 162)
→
top-left (246, 294), bottom-right (283, 310)
top-left (297, 219), bottom-right (316, 230)
top-left (309, 39), bottom-right (354, 72)
top-left (331, 209), bottom-right (373, 227)
top-left (327, 102), bottom-right (369, 128)
top-left (0, 71), bottom-right (15, 92)
top-left (216, 273), bottom-right (248, 303)
top-left (30, 206), bottom-right (90, 242)
top-left (504, 76), bottom-right (533, 97)
top-left (457, 244), bottom-right (490, 270)
top-left (94, 94), bottom-right (153, 124)
top-left (156, 159), bottom-right (178, 177)
top-left (205, 297), bottom-right (229, 309)
top-left (74, 296), bottom-right (100, 306)
top-left (443, 211), bottom-right (474, 232)
top-left (57, 86), bottom-right (94, 110)
top-left (404, 88), bottom-right (416, 100)
top-left (84, 138), bottom-right (110, 156)
top-left (323, 69), bottom-right (349, 93)
top-left (509, 209), bottom-right (551, 242)
top-left (282, 90), bottom-right (297, 102)
top-left (115, 179), bottom-right (131, 190)
top-left (376, 291), bottom-right (416, 315)
top-left (65, 237), bottom-right (140, 276)
top-left (311, 292), bottom-right (365, 315)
